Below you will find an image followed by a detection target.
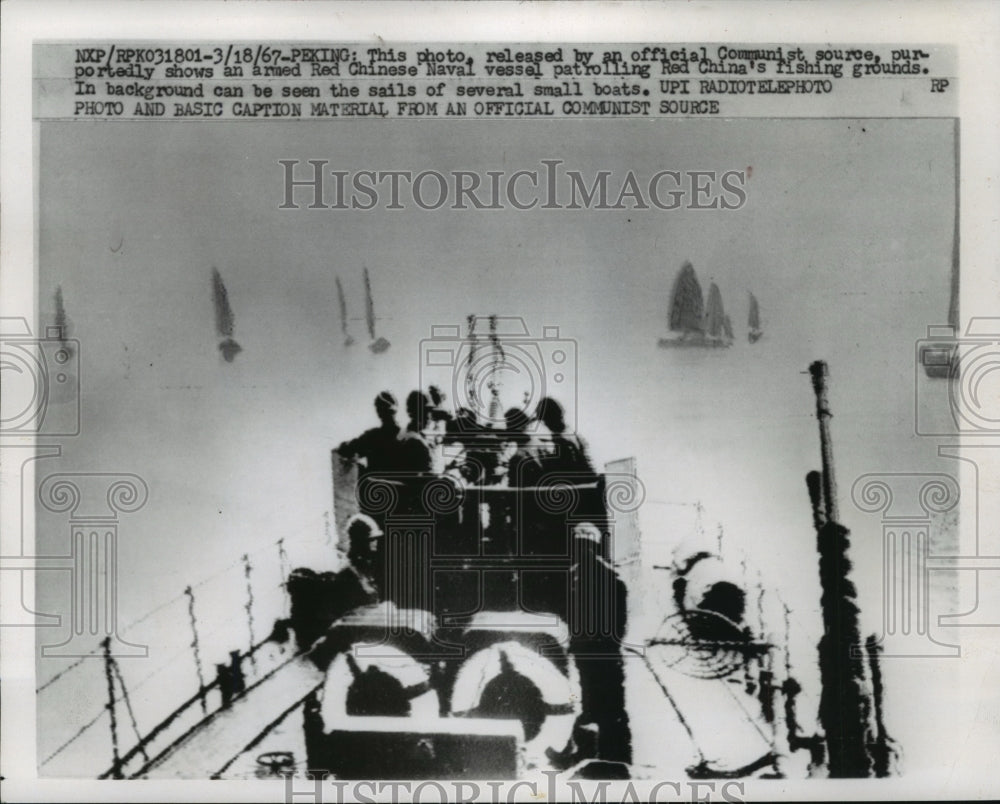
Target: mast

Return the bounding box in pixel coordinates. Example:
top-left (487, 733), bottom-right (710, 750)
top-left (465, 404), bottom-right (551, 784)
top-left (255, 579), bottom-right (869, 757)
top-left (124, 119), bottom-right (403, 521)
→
top-left (809, 361), bottom-right (838, 523)
top-left (486, 314), bottom-right (504, 424)
top-left (749, 293), bottom-right (760, 331)
top-left (465, 314), bottom-right (478, 410)
top-left (807, 360), bottom-right (879, 777)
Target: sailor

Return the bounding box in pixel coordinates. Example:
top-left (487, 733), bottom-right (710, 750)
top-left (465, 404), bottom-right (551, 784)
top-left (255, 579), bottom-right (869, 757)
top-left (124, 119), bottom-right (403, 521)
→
top-left (285, 513), bottom-right (383, 651)
top-left (398, 390), bottom-right (435, 473)
top-left (568, 521), bottom-right (632, 767)
top-left (337, 391), bottom-right (403, 475)
top-left (336, 513), bottom-right (385, 603)
top-left (426, 384), bottom-right (454, 431)
top-left (537, 396), bottom-right (609, 535)
top-left (494, 407), bottom-right (543, 563)
top-left (534, 397), bottom-right (595, 477)
top-left (502, 407), bottom-right (544, 488)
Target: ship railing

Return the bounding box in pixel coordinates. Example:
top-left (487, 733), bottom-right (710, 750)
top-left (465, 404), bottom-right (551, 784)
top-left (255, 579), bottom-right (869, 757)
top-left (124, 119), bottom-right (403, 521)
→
top-left (36, 524), bottom-right (314, 779)
top-left (99, 632), bottom-right (281, 779)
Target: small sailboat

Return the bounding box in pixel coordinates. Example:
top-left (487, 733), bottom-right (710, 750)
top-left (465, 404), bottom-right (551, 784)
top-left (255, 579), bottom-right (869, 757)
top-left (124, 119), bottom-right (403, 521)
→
top-left (46, 285), bottom-right (79, 406)
top-left (211, 268), bottom-right (242, 362)
top-left (748, 293), bottom-right (763, 344)
top-left (363, 267), bottom-right (390, 354)
top-left (703, 282), bottom-right (733, 348)
top-left (659, 261), bottom-right (705, 347)
top-left (920, 120), bottom-right (959, 379)
top-left (335, 276), bottom-right (354, 347)
top-left (53, 285), bottom-right (74, 356)
top-left (659, 262), bottom-right (733, 348)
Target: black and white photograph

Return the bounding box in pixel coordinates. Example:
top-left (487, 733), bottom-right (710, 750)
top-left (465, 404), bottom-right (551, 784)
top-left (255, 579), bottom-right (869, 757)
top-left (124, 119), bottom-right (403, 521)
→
top-left (2, 3), bottom-right (999, 802)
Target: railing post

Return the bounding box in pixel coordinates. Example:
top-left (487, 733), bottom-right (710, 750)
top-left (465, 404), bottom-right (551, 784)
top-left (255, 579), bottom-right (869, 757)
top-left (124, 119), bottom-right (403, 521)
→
top-left (184, 585), bottom-right (208, 714)
top-left (102, 636), bottom-right (123, 779)
top-left (241, 554), bottom-right (257, 671)
top-left (230, 649), bottom-right (246, 695)
top-left (216, 662), bottom-right (233, 708)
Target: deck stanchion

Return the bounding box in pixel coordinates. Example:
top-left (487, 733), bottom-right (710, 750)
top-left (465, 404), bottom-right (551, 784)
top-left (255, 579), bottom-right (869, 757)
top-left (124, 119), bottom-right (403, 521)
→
top-left (102, 637), bottom-right (123, 779)
top-left (184, 585), bottom-right (208, 714)
top-left (242, 554), bottom-right (258, 671)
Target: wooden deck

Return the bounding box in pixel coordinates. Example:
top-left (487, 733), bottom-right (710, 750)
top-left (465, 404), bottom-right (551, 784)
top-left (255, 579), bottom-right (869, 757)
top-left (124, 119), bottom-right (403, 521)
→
top-left (137, 654), bottom-right (324, 779)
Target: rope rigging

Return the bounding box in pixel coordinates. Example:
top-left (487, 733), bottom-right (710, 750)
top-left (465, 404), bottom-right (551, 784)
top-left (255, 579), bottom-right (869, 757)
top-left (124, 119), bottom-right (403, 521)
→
top-left (36, 652), bottom-right (91, 694)
top-left (110, 657), bottom-right (149, 763)
top-left (242, 553), bottom-right (258, 671)
top-left (185, 585), bottom-right (208, 714)
top-left (38, 533), bottom-right (288, 764)
top-left (277, 537), bottom-right (291, 616)
top-left (102, 638), bottom-right (122, 779)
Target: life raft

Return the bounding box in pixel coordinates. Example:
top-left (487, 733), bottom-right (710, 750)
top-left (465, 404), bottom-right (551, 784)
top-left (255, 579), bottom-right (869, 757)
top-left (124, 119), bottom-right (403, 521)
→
top-left (319, 643), bottom-right (439, 726)
top-left (449, 639), bottom-right (580, 767)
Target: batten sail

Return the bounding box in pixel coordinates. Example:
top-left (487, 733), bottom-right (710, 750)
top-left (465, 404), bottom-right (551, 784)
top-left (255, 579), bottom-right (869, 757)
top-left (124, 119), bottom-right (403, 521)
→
top-left (363, 267), bottom-right (390, 353)
top-left (748, 293), bottom-right (762, 343)
top-left (704, 283), bottom-right (726, 340)
top-left (669, 261), bottom-right (705, 335)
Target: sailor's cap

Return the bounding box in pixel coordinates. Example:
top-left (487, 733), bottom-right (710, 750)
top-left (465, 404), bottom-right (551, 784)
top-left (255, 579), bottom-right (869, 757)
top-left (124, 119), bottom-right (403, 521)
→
top-left (374, 391), bottom-right (397, 410)
top-left (346, 512), bottom-right (384, 540)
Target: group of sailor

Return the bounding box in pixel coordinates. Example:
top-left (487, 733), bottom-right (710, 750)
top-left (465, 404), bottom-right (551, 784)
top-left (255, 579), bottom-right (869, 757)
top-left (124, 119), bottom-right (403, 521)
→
top-left (337, 388), bottom-right (596, 488)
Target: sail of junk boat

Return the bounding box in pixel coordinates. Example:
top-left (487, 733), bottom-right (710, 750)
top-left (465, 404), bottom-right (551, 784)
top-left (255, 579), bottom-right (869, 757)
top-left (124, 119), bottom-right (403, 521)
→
top-left (336, 275), bottom-right (354, 347)
top-left (364, 267), bottom-right (391, 354)
top-left (748, 292), bottom-right (763, 343)
top-left (658, 261), bottom-right (734, 348)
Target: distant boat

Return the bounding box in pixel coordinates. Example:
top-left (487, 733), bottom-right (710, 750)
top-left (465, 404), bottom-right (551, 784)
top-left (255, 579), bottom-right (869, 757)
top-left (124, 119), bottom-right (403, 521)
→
top-left (748, 293), bottom-right (763, 343)
top-left (363, 268), bottom-right (390, 354)
top-left (53, 285), bottom-right (75, 356)
top-left (658, 262), bottom-right (731, 348)
top-left (703, 282), bottom-right (734, 348)
top-left (920, 119), bottom-right (959, 380)
top-left (211, 268), bottom-right (242, 363)
top-left (47, 285), bottom-right (78, 404)
top-left (336, 276), bottom-right (354, 347)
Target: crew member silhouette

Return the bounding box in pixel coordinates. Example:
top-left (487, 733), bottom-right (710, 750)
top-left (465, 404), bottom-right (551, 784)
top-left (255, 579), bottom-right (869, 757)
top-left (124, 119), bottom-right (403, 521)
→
top-left (568, 522), bottom-right (632, 768)
top-left (337, 391), bottom-right (403, 475)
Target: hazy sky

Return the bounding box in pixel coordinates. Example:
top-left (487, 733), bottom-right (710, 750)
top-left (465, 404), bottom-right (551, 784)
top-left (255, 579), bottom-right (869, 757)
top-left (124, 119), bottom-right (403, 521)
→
top-left (36, 116), bottom-right (960, 773)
